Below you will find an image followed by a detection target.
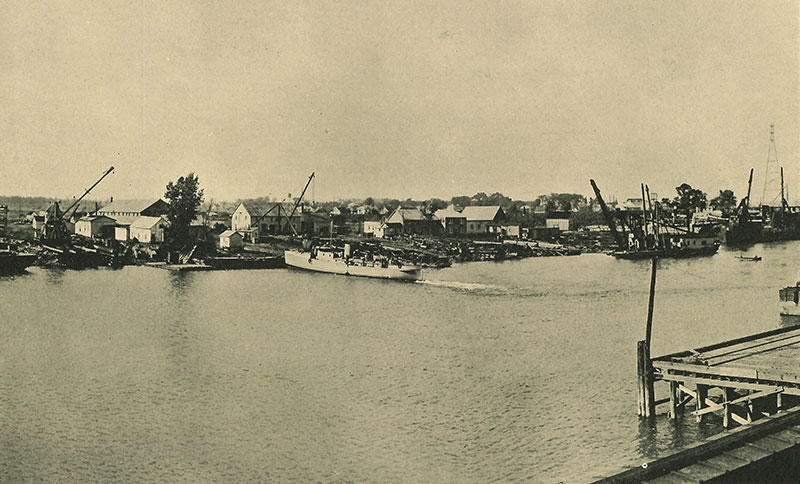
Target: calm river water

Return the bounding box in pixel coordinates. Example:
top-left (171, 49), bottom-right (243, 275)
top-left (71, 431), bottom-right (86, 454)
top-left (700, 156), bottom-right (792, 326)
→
top-left (1, 242), bottom-right (798, 483)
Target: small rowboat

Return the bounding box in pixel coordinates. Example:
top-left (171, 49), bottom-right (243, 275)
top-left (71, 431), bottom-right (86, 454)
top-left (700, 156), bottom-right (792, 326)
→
top-left (737, 255), bottom-right (762, 262)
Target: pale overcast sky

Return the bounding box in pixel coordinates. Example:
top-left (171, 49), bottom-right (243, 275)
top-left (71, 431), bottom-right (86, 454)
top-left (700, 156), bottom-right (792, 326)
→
top-left (1, 1), bottom-right (798, 203)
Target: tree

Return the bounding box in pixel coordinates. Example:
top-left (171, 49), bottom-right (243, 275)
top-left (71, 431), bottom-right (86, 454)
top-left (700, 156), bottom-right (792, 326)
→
top-left (382, 199), bottom-right (401, 212)
top-left (164, 172), bottom-right (204, 249)
top-left (450, 195), bottom-right (472, 208)
top-left (672, 183), bottom-right (707, 228)
top-left (549, 193), bottom-right (585, 210)
top-left (471, 192), bottom-right (490, 205)
top-left (424, 198), bottom-right (448, 212)
top-left (710, 189), bottom-right (737, 216)
top-left (570, 205), bottom-right (605, 229)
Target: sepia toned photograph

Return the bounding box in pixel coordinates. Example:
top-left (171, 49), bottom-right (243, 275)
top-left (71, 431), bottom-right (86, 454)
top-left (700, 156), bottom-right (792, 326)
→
top-left (2, 1), bottom-right (800, 482)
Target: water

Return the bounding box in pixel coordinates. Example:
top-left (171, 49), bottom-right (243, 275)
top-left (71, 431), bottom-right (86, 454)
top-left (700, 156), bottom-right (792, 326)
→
top-left (0, 242), bottom-right (797, 483)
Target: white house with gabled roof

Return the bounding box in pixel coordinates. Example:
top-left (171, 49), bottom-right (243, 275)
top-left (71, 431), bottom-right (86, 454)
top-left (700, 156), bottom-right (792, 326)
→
top-left (461, 206), bottom-right (505, 234)
top-left (130, 216), bottom-right (168, 244)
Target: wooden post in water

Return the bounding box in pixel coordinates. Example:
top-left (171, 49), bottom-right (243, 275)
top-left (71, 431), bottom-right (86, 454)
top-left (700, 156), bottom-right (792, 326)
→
top-left (668, 381), bottom-right (679, 419)
top-left (723, 388), bottom-right (734, 428)
top-left (637, 257), bottom-right (658, 417)
top-left (637, 340), bottom-right (647, 416)
top-left (695, 385), bottom-right (708, 422)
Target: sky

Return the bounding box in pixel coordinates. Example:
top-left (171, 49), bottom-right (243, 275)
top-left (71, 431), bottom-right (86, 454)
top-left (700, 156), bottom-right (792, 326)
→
top-left (1, 1), bottom-right (798, 204)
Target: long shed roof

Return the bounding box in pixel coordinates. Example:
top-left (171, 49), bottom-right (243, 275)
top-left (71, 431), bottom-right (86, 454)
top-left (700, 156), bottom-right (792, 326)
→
top-left (131, 216), bottom-right (165, 229)
top-left (461, 205), bottom-right (503, 221)
top-left (98, 199), bottom-right (165, 214)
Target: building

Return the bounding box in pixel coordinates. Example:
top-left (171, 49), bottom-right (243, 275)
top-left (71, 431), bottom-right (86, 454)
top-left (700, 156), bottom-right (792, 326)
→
top-left (75, 215), bottom-right (116, 239)
top-left (219, 230), bottom-right (244, 249)
top-left (96, 199), bottom-right (170, 240)
top-left (96, 199), bottom-right (169, 220)
top-left (31, 213), bottom-right (45, 232)
top-left (130, 216), bottom-right (168, 244)
top-left (300, 212), bottom-right (332, 235)
top-left (498, 224), bottom-right (522, 238)
top-left (231, 202), bottom-right (304, 239)
top-left (374, 222), bottom-right (397, 238)
top-left (545, 211), bottom-right (572, 231)
top-left (434, 207), bottom-right (467, 235)
top-left (362, 220), bottom-right (383, 236)
top-left (114, 226), bottom-right (130, 241)
top-left (462, 206), bottom-right (505, 234)
top-left (385, 208), bottom-right (442, 235)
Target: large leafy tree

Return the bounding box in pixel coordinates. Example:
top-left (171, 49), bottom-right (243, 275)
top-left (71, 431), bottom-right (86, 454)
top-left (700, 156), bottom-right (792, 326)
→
top-left (164, 172), bottom-right (204, 248)
top-left (709, 189), bottom-right (737, 216)
top-left (673, 183), bottom-right (707, 228)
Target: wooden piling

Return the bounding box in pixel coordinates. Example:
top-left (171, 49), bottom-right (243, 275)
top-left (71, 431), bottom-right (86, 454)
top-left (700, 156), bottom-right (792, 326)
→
top-left (637, 257), bottom-right (658, 418)
top-left (695, 385), bottom-right (708, 422)
top-left (637, 340), bottom-right (656, 417)
top-left (723, 388), bottom-right (734, 428)
top-left (668, 380), bottom-right (679, 419)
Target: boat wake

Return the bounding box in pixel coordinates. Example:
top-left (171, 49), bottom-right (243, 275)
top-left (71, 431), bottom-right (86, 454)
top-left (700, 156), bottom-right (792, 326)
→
top-left (416, 279), bottom-right (504, 292)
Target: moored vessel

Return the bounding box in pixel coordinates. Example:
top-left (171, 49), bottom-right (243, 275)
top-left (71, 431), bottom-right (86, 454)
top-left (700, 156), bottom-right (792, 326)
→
top-left (610, 239), bottom-right (720, 260)
top-left (284, 245), bottom-right (421, 281)
top-left (0, 249), bottom-right (36, 273)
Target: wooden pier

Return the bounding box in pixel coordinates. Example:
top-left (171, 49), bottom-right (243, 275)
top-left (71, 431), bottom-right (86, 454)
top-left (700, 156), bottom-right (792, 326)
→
top-left (601, 325), bottom-right (800, 483)
top-left (639, 324), bottom-right (800, 425)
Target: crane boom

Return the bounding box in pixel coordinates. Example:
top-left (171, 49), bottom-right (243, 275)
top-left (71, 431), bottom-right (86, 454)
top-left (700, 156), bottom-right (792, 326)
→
top-left (590, 179), bottom-right (626, 250)
top-left (285, 172), bottom-right (315, 236)
top-left (63, 166), bottom-right (115, 219)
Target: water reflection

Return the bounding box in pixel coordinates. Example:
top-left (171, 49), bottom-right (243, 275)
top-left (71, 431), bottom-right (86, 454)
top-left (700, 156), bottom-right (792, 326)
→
top-left (165, 271), bottom-right (197, 376)
top-left (167, 271), bottom-right (195, 299)
top-left (43, 268), bottom-right (66, 286)
top-left (0, 271), bottom-right (32, 282)
top-left (779, 314), bottom-right (800, 328)
top-left (636, 417), bottom-right (658, 459)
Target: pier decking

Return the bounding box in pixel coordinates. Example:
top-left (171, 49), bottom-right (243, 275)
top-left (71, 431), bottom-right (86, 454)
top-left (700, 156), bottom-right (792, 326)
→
top-left (649, 325), bottom-right (800, 425)
top-left (602, 325), bottom-right (800, 483)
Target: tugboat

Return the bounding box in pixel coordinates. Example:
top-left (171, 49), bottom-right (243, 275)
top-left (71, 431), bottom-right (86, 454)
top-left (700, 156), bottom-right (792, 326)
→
top-left (285, 243), bottom-right (421, 281)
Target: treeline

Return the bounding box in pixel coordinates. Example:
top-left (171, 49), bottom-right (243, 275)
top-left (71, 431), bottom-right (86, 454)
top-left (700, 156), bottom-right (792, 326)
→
top-left (0, 196), bottom-right (100, 213)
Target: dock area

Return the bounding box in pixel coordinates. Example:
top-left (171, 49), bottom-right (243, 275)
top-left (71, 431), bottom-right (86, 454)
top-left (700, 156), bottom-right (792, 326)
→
top-left (643, 325), bottom-right (800, 424)
top-left (601, 324), bottom-right (800, 482)
top-left (595, 405), bottom-right (800, 483)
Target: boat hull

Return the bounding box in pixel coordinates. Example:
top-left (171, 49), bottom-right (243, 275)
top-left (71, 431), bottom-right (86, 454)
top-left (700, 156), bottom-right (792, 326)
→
top-left (0, 253), bottom-right (36, 273)
top-left (611, 245), bottom-right (720, 260)
top-left (284, 250), bottom-right (421, 281)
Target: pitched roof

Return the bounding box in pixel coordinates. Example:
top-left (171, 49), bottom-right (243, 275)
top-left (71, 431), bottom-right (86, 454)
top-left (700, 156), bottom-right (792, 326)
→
top-left (98, 199), bottom-right (165, 214)
top-left (461, 206), bottom-right (503, 221)
top-left (78, 215), bottom-right (115, 222)
top-left (238, 201), bottom-right (302, 218)
top-left (391, 208), bottom-right (426, 221)
top-left (434, 208), bottom-right (465, 219)
top-left (131, 216), bottom-right (165, 229)
top-left (110, 215), bottom-right (140, 226)
top-left (219, 229), bottom-right (241, 237)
